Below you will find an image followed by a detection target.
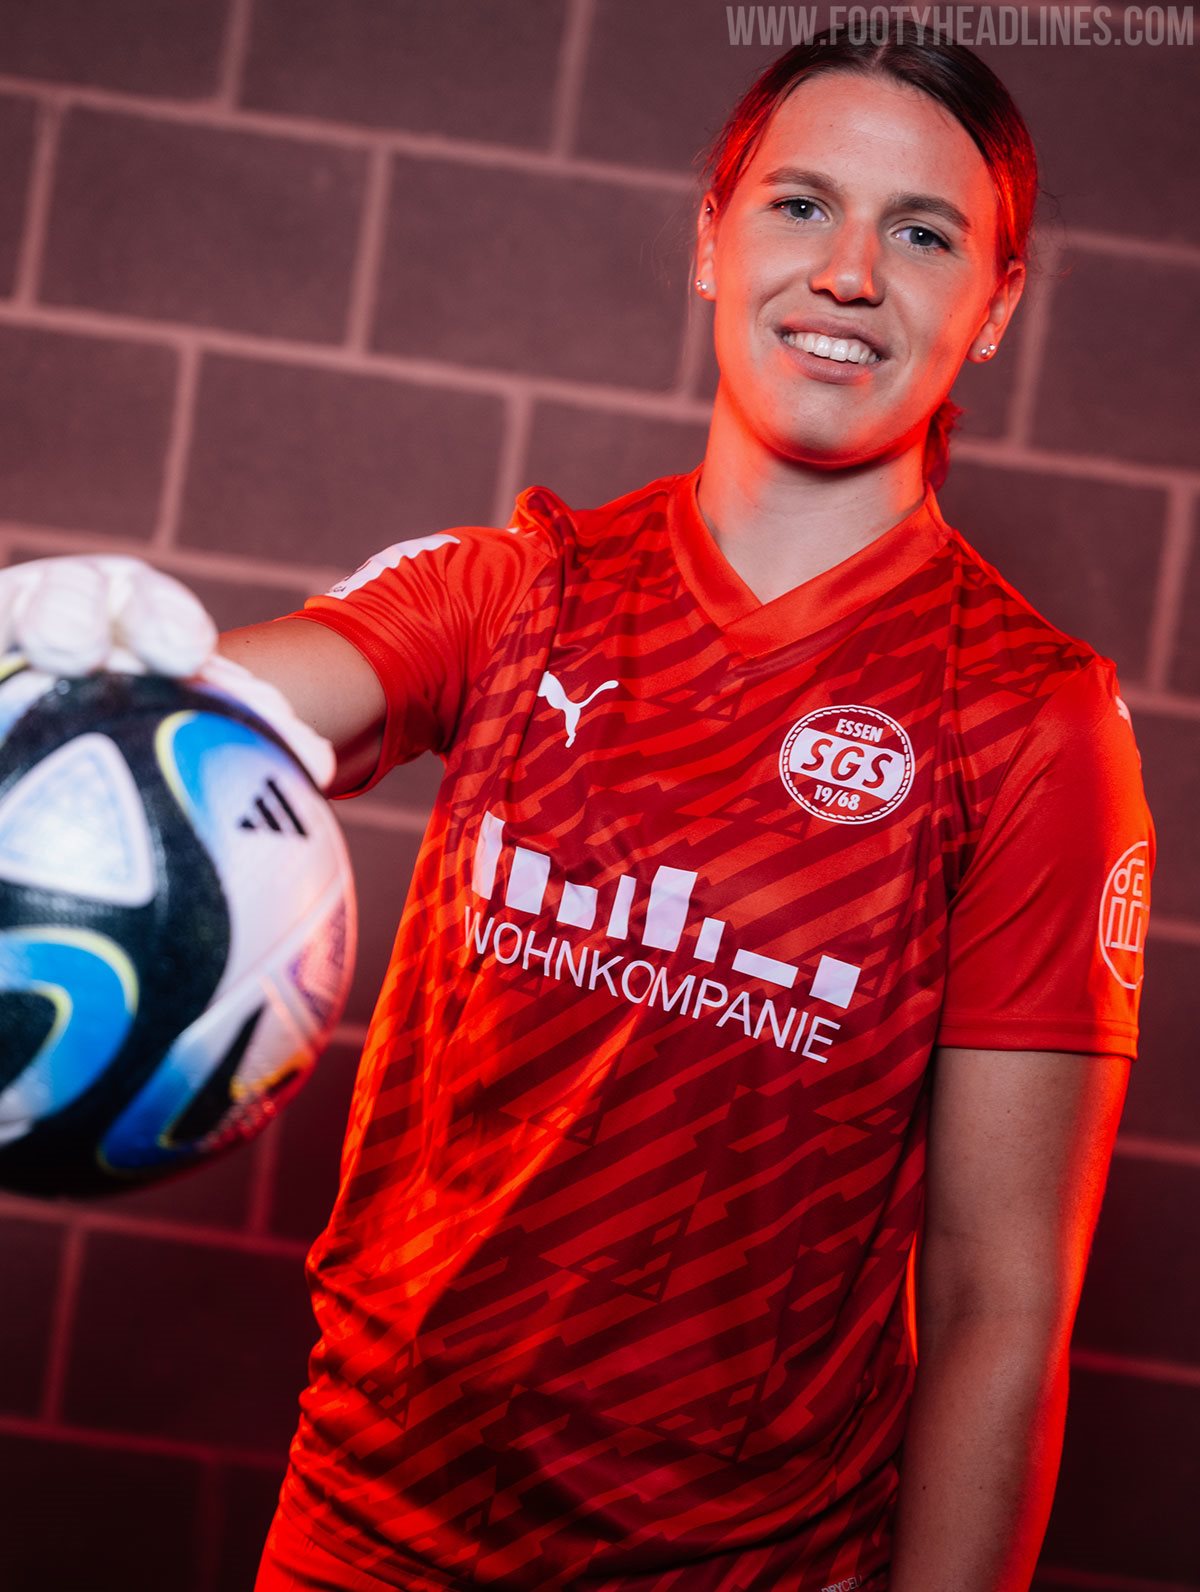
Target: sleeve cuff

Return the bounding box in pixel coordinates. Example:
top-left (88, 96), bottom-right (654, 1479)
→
top-left (272, 608), bottom-right (404, 799)
top-left (936, 1010), bottom-right (1139, 1060)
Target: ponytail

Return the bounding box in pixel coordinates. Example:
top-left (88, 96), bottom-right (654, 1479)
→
top-left (923, 400), bottom-right (964, 492)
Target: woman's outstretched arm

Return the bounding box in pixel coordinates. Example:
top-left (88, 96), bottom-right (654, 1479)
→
top-left (218, 616), bottom-right (387, 796)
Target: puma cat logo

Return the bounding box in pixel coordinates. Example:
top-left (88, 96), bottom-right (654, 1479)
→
top-left (537, 671), bottom-right (620, 747)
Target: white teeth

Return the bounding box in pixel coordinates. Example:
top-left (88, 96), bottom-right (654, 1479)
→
top-left (781, 330), bottom-right (880, 365)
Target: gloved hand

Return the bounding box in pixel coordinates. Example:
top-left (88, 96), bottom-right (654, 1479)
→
top-left (0, 555), bottom-right (335, 790)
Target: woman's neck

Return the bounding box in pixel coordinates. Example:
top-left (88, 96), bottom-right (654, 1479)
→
top-left (696, 394), bottom-right (930, 606)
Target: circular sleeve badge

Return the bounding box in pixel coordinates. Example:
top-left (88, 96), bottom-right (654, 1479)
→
top-left (779, 705), bottom-right (914, 825)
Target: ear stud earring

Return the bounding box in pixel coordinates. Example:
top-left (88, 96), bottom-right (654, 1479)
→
top-left (979, 343), bottom-right (997, 358)
top-left (695, 278), bottom-right (711, 295)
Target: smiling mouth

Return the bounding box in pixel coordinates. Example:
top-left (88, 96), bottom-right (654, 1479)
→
top-left (779, 329), bottom-right (882, 366)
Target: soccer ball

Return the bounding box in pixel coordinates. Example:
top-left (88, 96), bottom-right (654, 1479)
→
top-left (0, 657), bottom-right (356, 1198)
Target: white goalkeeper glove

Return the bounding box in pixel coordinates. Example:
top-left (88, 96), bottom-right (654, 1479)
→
top-left (0, 555), bottom-right (335, 791)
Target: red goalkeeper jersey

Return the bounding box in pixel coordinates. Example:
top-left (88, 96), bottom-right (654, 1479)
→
top-left (266, 467), bottom-right (1153, 1592)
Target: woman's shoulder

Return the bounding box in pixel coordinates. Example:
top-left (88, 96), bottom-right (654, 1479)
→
top-left (925, 512), bottom-right (1121, 739)
top-left (937, 511), bottom-right (1103, 670)
top-left (509, 470), bottom-right (691, 549)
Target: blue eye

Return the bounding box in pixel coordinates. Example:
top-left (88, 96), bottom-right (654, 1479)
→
top-left (774, 197), bottom-right (828, 224)
top-left (897, 224), bottom-right (949, 253)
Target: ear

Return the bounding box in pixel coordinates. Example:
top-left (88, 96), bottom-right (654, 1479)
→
top-left (967, 257), bottom-right (1027, 363)
top-left (694, 191), bottom-right (719, 299)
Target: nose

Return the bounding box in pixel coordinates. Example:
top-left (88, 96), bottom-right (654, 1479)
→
top-left (809, 220), bottom-right (882, 304)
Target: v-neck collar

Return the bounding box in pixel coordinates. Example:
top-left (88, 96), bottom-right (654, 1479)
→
top-left (666, 465), bottom-right (951, 657)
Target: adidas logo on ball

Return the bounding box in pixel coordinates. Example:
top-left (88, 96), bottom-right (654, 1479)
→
top-left (237, 777), bottom-right (309, 836)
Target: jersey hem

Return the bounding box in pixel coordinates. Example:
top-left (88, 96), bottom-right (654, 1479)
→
top-left (274, 1492), bottom-right (468, 1591)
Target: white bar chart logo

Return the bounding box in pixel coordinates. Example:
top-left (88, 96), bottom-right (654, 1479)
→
top-left (469, 810), bottom-right (860, 1010)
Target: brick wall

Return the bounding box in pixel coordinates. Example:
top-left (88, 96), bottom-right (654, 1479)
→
top-left (0, 3), bottom-right (1195, 1588)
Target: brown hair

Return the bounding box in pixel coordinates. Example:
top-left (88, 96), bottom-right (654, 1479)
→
top-left (700, 25), bottom-right (1039, 487)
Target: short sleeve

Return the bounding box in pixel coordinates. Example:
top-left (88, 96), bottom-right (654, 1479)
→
top-left (282, 526), bottom-right (555, 792)
top-left (937, 658), bottom-right (1155, 1060)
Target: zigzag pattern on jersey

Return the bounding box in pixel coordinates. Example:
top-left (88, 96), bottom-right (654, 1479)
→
top-left (284, 475), bottom-right (1099, 1590)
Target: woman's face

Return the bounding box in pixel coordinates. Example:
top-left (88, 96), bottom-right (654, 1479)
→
top-left (697, 70), bottom-right (1024, 472)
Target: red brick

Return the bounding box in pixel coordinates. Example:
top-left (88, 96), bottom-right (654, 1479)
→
top-left (183, 571), bottom-right (316, 636)
top-left (1031, 252), bottom-right (1200, 469)
top-left (526, 401), bottom-right (707, 508)
top-left (372, 157), bottom-right (690, 389)
top-left (339, 818), bottom-right (423, 1028)
top-left (0, 1214), bottom-right (65, 1414)
top-left (1130, 938), bottom-right (1200, 1140)
top-left (0, 1429), bottom-right (204, 1592)
top-left (981, 34), bottom-right (1200, 248)
top-left (1129, 711), bottom-right (1200, 923)
top-left (0, 0), bottom-right (228, 99)
top-left (1167, 500), bottom-right (1200, 697)
top-left (1039, 1367), bottom-right (1200, 1582)
top-left (178, 353), bottom-right (505, 563)
top-left (242, 0), bottom-right (565, 147)
top-left (0, 96), bottom-right (37, 297)
top-left (63, 1229), bottom-right (314, 1449)
top-left (267, 1039), bottom-right (359, 1243)
top-left (937, 462), bottom-right (1165, 684)
top-left (1073, 1157), bottom-right (1200, 1367)
top-left (576, 0), bottom-right (779, 172)
top-left (216, 1461), bottom-right (286, 1591)
top-left (42, 109), bottom-right (366, 341)
top-left (0, 324), bottom-right (175, 536)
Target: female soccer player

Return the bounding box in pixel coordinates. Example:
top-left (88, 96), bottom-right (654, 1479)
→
top-left (1, 26), bottom-right (1154, 1592)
